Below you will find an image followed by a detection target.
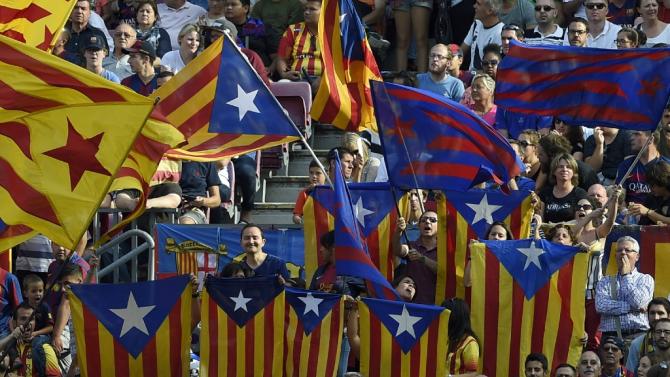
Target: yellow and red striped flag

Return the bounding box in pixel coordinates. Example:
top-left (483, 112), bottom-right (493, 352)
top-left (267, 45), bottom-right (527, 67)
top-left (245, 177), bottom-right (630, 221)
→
top-left (0, 35), bottom-right (155, 250)
top-left (435, 189), bottom-right (532, 305)
top-left (69, 276), bottom-right (193, 377)
top-left (284, 288), bottom-right (343, 377)
top-left (201, 275), bottom-right (286, 377)
top-left (357, 297), bottom-right (450, 377)
top-left (0, 0), bottom-right (75, 51)
top-left (312, 0), bottom-right (382, 132)
top-left (470, 240), bottom-right (587, 377)
top-left (155, 33), bottom-right (300, 162)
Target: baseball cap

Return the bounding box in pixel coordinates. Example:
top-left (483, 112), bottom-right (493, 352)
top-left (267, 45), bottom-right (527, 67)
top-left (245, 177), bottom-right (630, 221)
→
top-left (204, 19), bottom-right (238, 40)
top-left (600, 336), bottom-right (626, 352)
top-left (122, 40), bottom-right (157, 59)
top-left (447, 44), bottom-right (462, 57)
top-left (83, 35), bottom-right (105, 51)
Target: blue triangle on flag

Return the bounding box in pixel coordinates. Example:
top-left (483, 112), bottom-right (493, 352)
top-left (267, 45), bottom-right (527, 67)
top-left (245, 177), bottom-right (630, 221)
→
top-left (363, 297), bottom-right (444, 353)
top-left (445, 189), bottom-right (530, 239)
top-left (208, 33), bottom-right (298, 137)
top-left (205, 275), bottom-right (284, 327)
top-left (69, 275), bottom-right (190, 358)
top-left (484, 239), bottom-right (580, 299)
top-left (285, 287), bottom-right (340, 335)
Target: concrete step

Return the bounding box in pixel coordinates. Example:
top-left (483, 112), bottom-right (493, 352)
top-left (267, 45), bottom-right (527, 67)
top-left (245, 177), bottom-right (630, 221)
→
top-left (287, 149), bottom-right (329, 176)
top-left (262, 176), bottom-right (309, 203)
top-left (311, 125), bottom-right (344, 150)
top-left (252, 203), bottom-right (295, 225)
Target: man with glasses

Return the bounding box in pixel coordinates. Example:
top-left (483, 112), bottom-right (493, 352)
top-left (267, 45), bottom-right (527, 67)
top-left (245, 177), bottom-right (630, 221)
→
top-left (646, 318), bottom-right (670, 375)
top-left (598, 336), bottom-right (633, 376)
top-left (417, 44), bottom-right (465, 101)
top-left (585, 0), bottom-right (621, 48)
top-left (104, 23), bottom-right (136, 80)
top-left (626, 298), bottom-right (670, 372)
top-left (566, 17), bottom-right (590, 46)
top-left (596, 236), bottom-right (654, 342)
top-left (393, 211), bottom-right (439, 304)
top-left (525, 0), bottom-right (565, 46)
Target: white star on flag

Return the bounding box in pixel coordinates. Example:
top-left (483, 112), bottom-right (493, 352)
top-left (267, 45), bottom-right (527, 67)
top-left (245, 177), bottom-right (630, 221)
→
top-left (354, 197), bottom-right (374, 227)
top-left (109, 292), bottom-right (156, 337)
top-left (226, 84), bottom-right (260, 121)
top-left (298, 293), bottom-right (323, 316)
top-left (389, 305), bottom-right (422, 338)
top-left (517, 241), bottom-right (545, 271)
top-left (466, 193), bottom-right (502, 225)
top-left (230, 290), bottom-right (252, 312)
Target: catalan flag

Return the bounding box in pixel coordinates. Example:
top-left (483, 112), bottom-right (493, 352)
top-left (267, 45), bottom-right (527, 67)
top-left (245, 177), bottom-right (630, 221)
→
top-left (603, 225), bottom-right (670, 297)
top-left (357, 297), bottom-right (450, 377)
top-left (470, 240), bottom-right (587, 377)
top-left (0, 35), bottom-right (155, 250)
top-left (304, 182), bottom-right (406, 283)
top-left (156, 33), bottom-right (300, 162)
top-left (0, 0), bottom-right (75, 51)
top-left (312, 0), bottom-right (382, 132)
top-left (69, 276), bottom-right (193, 377)
top-left (435, 189), bottom-right (533, 304)
top-left (201, 275), bottom-right (286, 377)
top-left (284, 288), bottom-right (343, 377)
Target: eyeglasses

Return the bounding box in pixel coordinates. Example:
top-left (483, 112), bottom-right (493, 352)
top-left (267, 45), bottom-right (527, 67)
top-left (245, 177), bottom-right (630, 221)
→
top-left (568, 29), bottom-right (587, 35)
top-left (615, 39), bottom-right (632, 45)
top-left (602, 345), bottom-right (620, 352)
top-left (420, 217), bottom-right (438, 223)
top-left (616, 247), bottom-right (638, 254)
top-left (534, 5), bottom-right (554, 11)
top-left (655, 329), bottom-right (670, 336)
top-left (482, 59), bottom-right (499, 66)
top-left (114, 32), bottom-right (135, 38)
top-left (430, 53), bottom-right (449, 60)
top-left (585, 3), bottom-right (607, 9)
top-left (576, 204), bottom-right (593, 210)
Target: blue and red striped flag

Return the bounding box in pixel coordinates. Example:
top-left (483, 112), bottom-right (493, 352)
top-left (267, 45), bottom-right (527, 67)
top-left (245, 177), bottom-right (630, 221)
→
top-left (370, 81), bottom-right (523, 192)
top-left (312, 0), bottom-right (382, 132)
top-left (496, 41), bottom-right (670, 131)
top-left (69, 276), bottom-right (192, 377)
top-left (332, 154), bottom-right (399, 300)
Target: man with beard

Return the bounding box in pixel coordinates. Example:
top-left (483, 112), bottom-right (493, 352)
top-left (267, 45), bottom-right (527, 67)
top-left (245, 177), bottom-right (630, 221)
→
top-left (416, 44), bottom-right (465, 101)
top-left (393, 211), bottom-right (438, 304)
top-left (599, 336), bottom-right (634, 376)
top-left (579, 351), bottom-right (602, 377)
top-left (567, 17), bottom-right (590, 47)
top-left (646, 318), bottom-right (670, 376)
top-left (627, 298), bottom-right (670, 372)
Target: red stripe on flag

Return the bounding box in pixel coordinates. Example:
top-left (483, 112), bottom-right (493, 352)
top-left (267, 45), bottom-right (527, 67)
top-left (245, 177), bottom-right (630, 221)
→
top-left (531, 283), bottom-right (550, 352)
top-left (551, 260), bottom-right (575, 369)
top-left (0, 81), bottom-right (62, 112)
top-left (369, 310), bottom-right (381, 377)
top-left (508, 283), bottom-right (525, 374)
top-left (113, 338), bottom-right (130, 376)
top-left (168, 297), bottom-right (183, 374)
top-left (0, 158), bottom-right (59, 225)
top-left (0, 224), bottom-right (33, 240)
top-left (409, 333), bottom-right (422, 377)
top-left (245, 315), bottom-right (254, 376)
top-left (174, 101), bottom-right (213, 137)
top-left (82, 306), bottom-right (102, 377)
top-left (306, 324), bottom-right (320, 377)
top-left (142, 337), bottom-right (158, 377)
top-left (207, 298), bottom-right (219, 377)
top-left (188, 134), bottom-right (288, 154)
top-left (263, 300), bottom-right (275, 377)
top-left (156, 60), bottom-right (220, 114)
top-left (292, 321), bottom-right (305, 376)
top-left (1, 42), bottom-right (126, 103)
top-left (390, 338), bottom-right (401, 377)
top-left (226, 316), bottom-right (237, 377)
top-left (640, 228), bottom-right (659, 276)
top-left (133, 134), bottom-right (175, 161)
top-left (324, 306), bottom-right (341, 377)
top-left (426, 326), bottom-right (438, 377)
top-left (482, 250), bottom-right (500, 375)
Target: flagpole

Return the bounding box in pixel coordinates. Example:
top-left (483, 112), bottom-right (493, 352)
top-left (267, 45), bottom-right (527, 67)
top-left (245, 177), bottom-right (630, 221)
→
top-left (615, 135), bottom-right (653, 187)
top-left (389, 186), bottom-right (412, 245)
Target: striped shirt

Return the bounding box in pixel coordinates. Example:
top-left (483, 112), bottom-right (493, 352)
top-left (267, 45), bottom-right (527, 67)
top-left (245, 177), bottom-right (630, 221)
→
top-left (278, 22), bottom-right (322, 76)
top-left (524, 25), bottom-right (566, 46)
top-left (15, 235), bottom-right (54, 273)
top-left (595, 269), bottom-right (654, 332)
top-left (446, 335), bottom-right (479, 374)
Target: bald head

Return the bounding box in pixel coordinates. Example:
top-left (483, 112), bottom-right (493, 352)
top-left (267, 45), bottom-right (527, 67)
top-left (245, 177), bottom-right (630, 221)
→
top-left (587, 184), bottom-right (608, 208)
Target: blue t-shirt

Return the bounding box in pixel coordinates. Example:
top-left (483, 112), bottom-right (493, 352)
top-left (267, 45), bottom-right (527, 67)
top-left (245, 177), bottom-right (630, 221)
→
top-left (0, 269), bottom-right (22, 337)
top-left (494, 108), bottom-right (552, 139)
top-left (416, 73), bottom-right (465, 102)
top-left (242, 254), bottom-right (290, 279)
top-left (616, 156), bottom-right (670, 204)
top-left (179, 161), bottom-right (221, 198)
top-left (100, 69), bottom-right (120, 84)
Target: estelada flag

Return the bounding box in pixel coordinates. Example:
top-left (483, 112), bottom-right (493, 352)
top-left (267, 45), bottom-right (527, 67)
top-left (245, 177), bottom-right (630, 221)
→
top-left (69, 276), bottom-right (193, 377)
top-left (435, 189), bottom-right (532, 304)
top-left (155, 32), bottom-right (300, 162)
top-left (470, 239), bottom-right (587, 377)
top-left (312, 0), bottom-right (382, 132)
top-left (0, 0), bottom-right (75, 51)
top-left (0, 35), bottom-right (155, 250)
top-left (304, 182), bottom-right (407, 283)
top-left (284, 288), bottom-right (343, 377)
top-left (201, 275), bottom-right (286, 377)
top-left (357, 297), bottom-right (450, 377)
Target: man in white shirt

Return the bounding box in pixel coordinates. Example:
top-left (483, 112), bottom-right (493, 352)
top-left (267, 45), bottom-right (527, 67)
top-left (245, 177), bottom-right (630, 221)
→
top-left (524, 0), bottom-right (565, 46)
top-left (585, 0), bottom-right (621, 48)
top-left (157, 0), bottom-right (207, 49)
top-left (461, 0), bottom-right (503, 71)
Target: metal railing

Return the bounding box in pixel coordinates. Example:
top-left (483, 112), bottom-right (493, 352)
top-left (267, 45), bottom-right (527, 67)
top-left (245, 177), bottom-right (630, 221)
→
top-left (94, 229), bottom-right (155, 282)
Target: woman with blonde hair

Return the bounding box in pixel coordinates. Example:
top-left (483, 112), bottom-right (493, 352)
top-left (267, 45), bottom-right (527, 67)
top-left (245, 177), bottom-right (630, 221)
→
top-left (160, 24), bottom-right (201, 73)
top-left (467, 74), bottom-right (497, 126)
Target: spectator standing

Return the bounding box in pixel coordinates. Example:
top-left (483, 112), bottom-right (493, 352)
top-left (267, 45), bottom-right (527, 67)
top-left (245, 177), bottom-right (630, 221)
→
top-left (161, 24), bottom-right (201, 73)
top-left (499, 0), bottom-right (537, 32)
top-left (82, 36), bottom-right (121, 83)
top-left (250, 0), bottom-right (303, 60)
top-left (104, 23), bottom-right (137, 80)
top-left (157, 0), bottom-right (207, 50)
top-left (178, 161), bottom-right (221, 224)
top-left (636, 0), bottom-right (670, 47)
top-left (584, 127), bottom-right (633, 185)
top-left (0, 268), bottom-right (22, 338)
top-left (585, 0), bottom-right (622, 48)
top-left (64, 0), bottom-right (109, 66)
top-left (15, 235), bottom-right (54, 286)
top-left (416, 44), bottom-right (465, 101)
top-left (626, 298), bottom-right (670, 372)
top-left (135, 0), bottom-right (173, 58)
top-left (392, 0), bottom-right (432, 72)
top-left (525, 0), bottom-right (565, 45)
top-left (462, 0), bottom-right (504, 71)
top-left (442, 298), bottom-right (480, 374)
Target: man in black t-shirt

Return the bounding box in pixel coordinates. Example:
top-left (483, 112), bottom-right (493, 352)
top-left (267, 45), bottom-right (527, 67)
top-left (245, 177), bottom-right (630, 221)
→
top-left (63, 0), bottom-right (109, 66)
top-left (584, 127), bottom-right (633, 185)
top-left (178, 161), bottom-right (222, 224)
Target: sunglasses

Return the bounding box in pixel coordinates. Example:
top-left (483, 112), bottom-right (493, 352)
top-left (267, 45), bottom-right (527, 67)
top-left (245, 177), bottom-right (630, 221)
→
top-left (420, 217), bottom-right (438, 223)
top-left (585, 3), bottom-right (607, 9)
top-left (482, 59), bottom-right (499, 66)
top-left (576, 204), bottom-right (593, 210)
top-left (534, 5), bottom-right (554, 11)
top-left (602, 345), bottom-right (620, 352)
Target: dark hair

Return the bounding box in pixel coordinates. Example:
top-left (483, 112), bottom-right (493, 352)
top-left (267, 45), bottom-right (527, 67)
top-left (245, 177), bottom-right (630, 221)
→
top-left (552, 119), bottom-right (585, 151)
top-left (618, 27), bottom-right (640, 47)
top-left (485, 221), bottom-right (514, 240)
top-left (58, 262), bottom-right (83, 281)
top-left (569, 17), bottom-right (589, 33)
top-left (327, 147), bottom-right (353, 164)
top-left (12, 302), bottom-right (34, 320)
top-left (525, 352), bottom-right (549, 371)
top-left (547, 224), bottom-right (576, 245)
top-left (157, 70), bottom-right (174, 79)
top-left (240, 223), bottom-right (264, 240)
top-left (502, 24), bottom-right (524, 38)
top-left (645, 160), bottom-right (670, 190)
top-left (554, 363), bottom-right (576, 375)
top-left (22, 274), bottom-right (44, 291)
top-left (441, 298), bottom-right (479, 353)
top-left (392, 71), bottom-right (416, 87)
top-left (320, 230), bottom-right (335, 249)
top-left (648, 297), bottom-right (670, 314)
top-left (309, 159), bottom-right (324, 170)
top-left (653, 42), bottom-right (670, 48)
top-left (538, 133), bottom-right (573, 171)
top-left (220, 262), bottom-right (247, 278)
top-left (135, 0), bottom-right (160, 26)
top-left (483, 43), bottom-right (502, 58)
top-left (654, 317), bottom-right (670, 330)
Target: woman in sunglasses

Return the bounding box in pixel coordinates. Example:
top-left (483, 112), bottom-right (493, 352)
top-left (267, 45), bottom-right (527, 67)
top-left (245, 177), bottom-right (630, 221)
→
top-left (635, 0), bottom-right (670, 47)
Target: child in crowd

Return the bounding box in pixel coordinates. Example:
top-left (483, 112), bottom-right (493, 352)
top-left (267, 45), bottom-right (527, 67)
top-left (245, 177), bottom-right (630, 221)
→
top-left (292, 160), bottom-right (327, 224)
top-left (22, 274), bottom-right (53, 341)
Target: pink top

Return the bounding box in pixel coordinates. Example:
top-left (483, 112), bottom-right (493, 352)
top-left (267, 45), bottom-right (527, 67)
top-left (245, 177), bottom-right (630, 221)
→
top-left (467, 104), bottom-right (497, 126)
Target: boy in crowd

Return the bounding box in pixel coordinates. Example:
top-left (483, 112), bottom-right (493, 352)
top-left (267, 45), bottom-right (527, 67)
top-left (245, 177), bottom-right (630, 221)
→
top-left (22, 274), bottom-right (53, 341)
top-left (293, 160), bottom-right (327, 224)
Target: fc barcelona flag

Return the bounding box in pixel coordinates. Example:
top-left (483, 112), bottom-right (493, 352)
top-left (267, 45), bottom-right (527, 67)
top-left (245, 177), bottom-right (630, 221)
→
top-left (357, 297), bottom-right (450, 377)
top-left (201, 275), bottom-right (285, 377)
top-left (470, 240), bottom-right (587, 377)
top-left (69, 276), bottom-right (193, 377)
top-left (303, 182), bottom-right (406, 282)
top-left (435, 190), bottom-right (532, 304)
top-left (603, 225), bottom-right (670, 297)
top-left (284, 288), bottom-right (344, 377)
